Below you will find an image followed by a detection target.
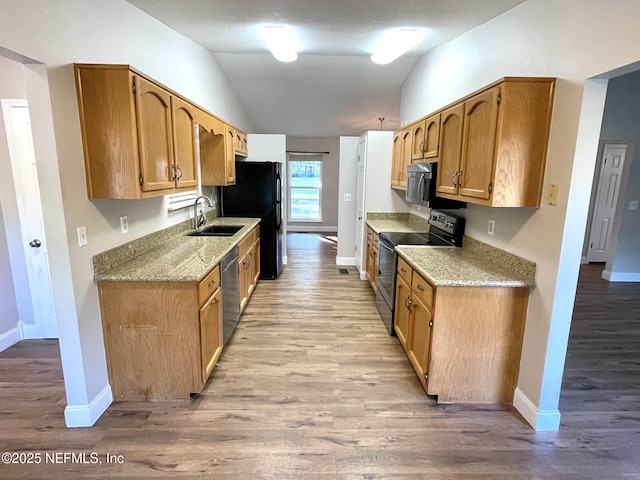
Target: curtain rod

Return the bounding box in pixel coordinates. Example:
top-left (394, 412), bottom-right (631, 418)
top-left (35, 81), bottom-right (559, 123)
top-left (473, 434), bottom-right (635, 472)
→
top-left (286, 150), bottom-right (330, 155)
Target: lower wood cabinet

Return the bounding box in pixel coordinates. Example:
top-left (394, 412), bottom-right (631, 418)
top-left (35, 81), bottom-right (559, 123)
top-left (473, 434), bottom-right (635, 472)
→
top-left (394, 256), bottom-right (528, 403)
top-left (365, 226), bottom-right (379, 291)
top-left (98, 265), bottom-right (223, 401)
top-left (238, 225), bottom-right (260, 312)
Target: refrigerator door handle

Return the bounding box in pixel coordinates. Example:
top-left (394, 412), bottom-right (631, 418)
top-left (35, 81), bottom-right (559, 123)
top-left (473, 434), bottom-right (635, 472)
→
top-left (275, 173), bottom-right (282, 203)
top-left (275, 200), bottom-right (282, 230)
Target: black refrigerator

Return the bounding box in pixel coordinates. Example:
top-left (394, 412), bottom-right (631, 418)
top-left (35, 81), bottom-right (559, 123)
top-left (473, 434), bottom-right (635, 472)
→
top-left (221, 161), bottom-right (283, 280)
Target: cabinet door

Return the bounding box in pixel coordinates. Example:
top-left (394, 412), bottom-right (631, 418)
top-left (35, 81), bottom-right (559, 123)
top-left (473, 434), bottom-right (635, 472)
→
top-left (436, 104), bottom-right (464, 196)
top-left (407, 295), bottom-right (432, 387)
top-left (251, 240), bottom-right (261, 291)
top-left (394, 275), bottom-right (412, 351)
top-left (423, 113), bottom-right (440, 159)
top-left (225, 125), bottom-right (236, 184)
top-left (239, 253), bottom-right (250, 312)
top-left (134, 76), bottom-right (175, 192)
top-left (391, 131), bottom-right (402, 187)
top-left (459, 87), bottom-right (500, 200)
top-left (199, 288), bottom-right (223, 384)
top-left (371, 246), bottom-right (378, 290)
top-left (171, 96), bottom-right (198, 189)
top-left (411, 121), bottom-right (426, 161)
top-left (398, 128), bottom-right (412, 189)
top-left (365, 235), bottom-right (373, 287)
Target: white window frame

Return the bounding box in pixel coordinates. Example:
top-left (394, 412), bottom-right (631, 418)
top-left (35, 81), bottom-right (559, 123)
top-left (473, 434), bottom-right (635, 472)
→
top-left (287, 154), bottom-right (323, 222)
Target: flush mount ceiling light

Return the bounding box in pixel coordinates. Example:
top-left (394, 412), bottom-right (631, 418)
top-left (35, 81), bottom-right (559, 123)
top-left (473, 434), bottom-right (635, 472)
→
top-left (260, 25), bottom-right (298, 62)
top-left (371, 28), bottom-right (426, 65)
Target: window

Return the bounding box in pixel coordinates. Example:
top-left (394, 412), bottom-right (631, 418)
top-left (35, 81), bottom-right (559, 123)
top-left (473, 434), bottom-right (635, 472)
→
top-left (288, 155), bottom-right (322, 222)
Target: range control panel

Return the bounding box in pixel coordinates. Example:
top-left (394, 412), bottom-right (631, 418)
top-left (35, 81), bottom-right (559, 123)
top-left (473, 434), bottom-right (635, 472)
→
top-left (428, 209), bottom-right (464, 236)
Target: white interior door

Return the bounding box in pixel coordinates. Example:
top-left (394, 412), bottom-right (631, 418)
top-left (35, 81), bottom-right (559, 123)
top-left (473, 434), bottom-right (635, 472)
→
top-left (587, 144), bottom-right (627, 263)
top-left (2, 99), bottom-right (57, 338)
top-left (355, 137), bottom-right (366, 276)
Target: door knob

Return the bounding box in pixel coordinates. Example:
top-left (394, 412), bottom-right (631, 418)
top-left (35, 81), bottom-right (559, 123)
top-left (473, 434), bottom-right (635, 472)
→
top-left (29, 239), bottom-right (41, 248)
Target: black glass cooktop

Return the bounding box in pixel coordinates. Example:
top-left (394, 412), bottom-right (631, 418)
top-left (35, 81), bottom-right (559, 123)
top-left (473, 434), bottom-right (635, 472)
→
top-left (380, 231), bottom-right (452, 246)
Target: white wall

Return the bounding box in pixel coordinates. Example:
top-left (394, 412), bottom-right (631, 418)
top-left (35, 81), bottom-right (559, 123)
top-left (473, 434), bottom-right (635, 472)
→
top-left (0, 0), bottom-right (252, 426)
top-left (336, 136), bottom-right (359, 262)
top-left (286, 137), bottom-right (340, 231)
top-left (246, 134), bottom-right (288, 263)
top-left (597, 71), bottom-right (640, 280)
top-left (400, 0), bottom-right (640, 429)
top-left (0, 56), bottom-right (31, 344)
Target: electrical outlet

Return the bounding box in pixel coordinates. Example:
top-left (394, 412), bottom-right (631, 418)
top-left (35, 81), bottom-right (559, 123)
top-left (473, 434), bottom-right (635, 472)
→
top-left (344, 193), bottom-right (352, 202)
top-left (488, 219), bottom-right (496, 236)
top-left (630, 200), bottom-right (639, 211)
top-left (77, 226), bottom-right (88, 247)
top-left (120, 216), bottom-right (129, 234)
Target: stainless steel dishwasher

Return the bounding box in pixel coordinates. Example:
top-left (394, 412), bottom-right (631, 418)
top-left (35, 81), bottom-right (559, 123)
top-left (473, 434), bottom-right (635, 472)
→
top-left (220, 246), bottom-right (240, 346)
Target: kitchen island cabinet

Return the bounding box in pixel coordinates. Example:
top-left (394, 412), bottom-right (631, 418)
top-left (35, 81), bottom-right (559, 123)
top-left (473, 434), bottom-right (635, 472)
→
top-left (98, 265), bottom-right (222, 401)
top-left (394, 242), bottom-right (533, 404)
top-left (93, 218), bottom-right (260, 401)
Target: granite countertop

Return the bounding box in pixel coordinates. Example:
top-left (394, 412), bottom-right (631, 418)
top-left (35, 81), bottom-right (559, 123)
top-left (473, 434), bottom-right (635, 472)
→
top-left (366, 212), bottom-right (535, 288)
top-left (396, 242), bottom-right (535, 288)
top-left (366, 213), bottom-right (429, 234)
top-left (93, 218), bottom-right (260, 282)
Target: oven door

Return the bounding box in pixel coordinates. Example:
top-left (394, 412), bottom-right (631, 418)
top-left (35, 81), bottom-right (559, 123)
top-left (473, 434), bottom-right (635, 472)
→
top-left (375, 235), bottom-right (397, 334)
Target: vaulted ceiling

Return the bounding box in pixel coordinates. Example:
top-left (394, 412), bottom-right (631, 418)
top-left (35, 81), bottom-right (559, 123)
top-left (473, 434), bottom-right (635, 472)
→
top-left (128, 0), bottom-right (525, 136)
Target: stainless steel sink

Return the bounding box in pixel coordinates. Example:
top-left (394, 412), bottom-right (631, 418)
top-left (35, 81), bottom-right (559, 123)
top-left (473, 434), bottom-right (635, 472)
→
top-left (186, 225), bottom-right (244, 237)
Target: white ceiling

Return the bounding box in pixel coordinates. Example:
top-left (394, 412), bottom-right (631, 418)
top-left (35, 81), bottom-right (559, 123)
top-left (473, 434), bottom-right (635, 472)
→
top-left (127, 0), bottom-right (525, 137)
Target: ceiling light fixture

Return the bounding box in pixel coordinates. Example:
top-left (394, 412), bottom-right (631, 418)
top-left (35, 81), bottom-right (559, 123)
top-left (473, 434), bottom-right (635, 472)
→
top-left (371, 28), bottom-right (426, 65)
top-left (261, 25), bottom-right (298, 62)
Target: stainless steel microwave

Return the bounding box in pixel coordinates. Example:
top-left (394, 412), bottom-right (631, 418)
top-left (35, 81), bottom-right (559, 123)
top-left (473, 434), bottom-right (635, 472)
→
top-left (405, 162), bottom-right (466, 209)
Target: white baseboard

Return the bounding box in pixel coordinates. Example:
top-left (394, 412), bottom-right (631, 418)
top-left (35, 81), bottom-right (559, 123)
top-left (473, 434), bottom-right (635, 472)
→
top-left (580, 256), bottom-right (588, 265)
top-left (287, 225), bottom-right (338, 233)
top-left (359, 270), bottom-right (367, 281)
top-left (282, 255), bottom-right (288, 265)
top-left (604, 271), bottom-right (640, 282)
top-left (18, 320), bottom-right (40, 339)
top-left (513, 387), bottom-right (560, 431)
top-left (0, 326), bottom-right (22, 352)
top-left (336, 256), bottom-right (355, 266)
top-left (64, 384), bottom-right (113, 428)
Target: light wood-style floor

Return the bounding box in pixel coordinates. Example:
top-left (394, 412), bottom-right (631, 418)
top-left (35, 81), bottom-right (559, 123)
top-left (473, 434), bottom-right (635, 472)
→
top-left (1, 236), bottom-right (639, 479)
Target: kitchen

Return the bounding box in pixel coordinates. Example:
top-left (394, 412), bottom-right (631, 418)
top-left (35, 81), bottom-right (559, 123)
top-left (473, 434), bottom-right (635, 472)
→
top-left (1, 0), bottom-right (640, 476)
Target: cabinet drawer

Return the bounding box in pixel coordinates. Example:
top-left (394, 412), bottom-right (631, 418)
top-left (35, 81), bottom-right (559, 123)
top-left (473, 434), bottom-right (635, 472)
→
top-left (238, 226), bottom-right (259, 259)
top-left (412, 273), bottom-right (434, 308)
top-left (198, 265), bottom-right (221, 306)
top-left (397, 256), bottom-right (412, 285)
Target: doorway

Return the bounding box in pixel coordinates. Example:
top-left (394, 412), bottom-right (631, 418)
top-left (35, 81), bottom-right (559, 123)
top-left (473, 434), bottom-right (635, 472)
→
top-left (1, 99), bottom-right (57, 339)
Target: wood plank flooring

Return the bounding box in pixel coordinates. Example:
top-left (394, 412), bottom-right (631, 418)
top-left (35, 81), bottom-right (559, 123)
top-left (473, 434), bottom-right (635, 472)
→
top-left (1, 239), bottom-right (639, 478)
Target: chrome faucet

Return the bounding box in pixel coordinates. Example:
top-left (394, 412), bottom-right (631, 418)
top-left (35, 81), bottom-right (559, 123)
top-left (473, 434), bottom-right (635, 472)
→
top-left (193, 195), bottom-right (214, 229)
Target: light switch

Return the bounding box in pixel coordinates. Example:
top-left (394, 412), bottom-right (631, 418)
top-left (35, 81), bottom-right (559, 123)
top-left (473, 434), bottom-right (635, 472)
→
top-left (77, 226), bottom-right (88, 247)
top-left (344, 193), bottom-right (352, 202)
top-left (548, 184), bottom-right (559, 205)
top-left (630, 200), bottom-right (639, 210)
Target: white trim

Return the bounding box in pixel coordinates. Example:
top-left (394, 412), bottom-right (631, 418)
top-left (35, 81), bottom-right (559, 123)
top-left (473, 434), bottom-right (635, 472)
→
top-left (602, 269), bottom-right (612, 281)
top-left (0, 326), bottom-right (22, 352)
top-left (64, 384), bottom-right (113, 428)
top-left (359, 271), bottom-right (367, 281)
top-left (513, 387), bottom-right (561, 431)
top-left (605, 271), bottom-right (640, 282)
top-left (18, 320), bottom-right (41, 339)
top-left (287, 225), bottom-right (337, 233)
top-left (580, 256), bottom-right (588, 265)
top-left (336, 256), bottom-right (355, 266)
top-left (282, 254), bottom-right (288, 265)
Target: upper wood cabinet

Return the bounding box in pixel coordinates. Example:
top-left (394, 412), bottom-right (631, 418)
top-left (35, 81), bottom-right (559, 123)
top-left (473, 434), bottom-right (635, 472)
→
top-left (391, 130), bottom-right (403, 187)
top-left (198, 110), bottom-right (236, 186)
top-left (440, 78), bottom-right (555, 207)
top-left (391, 127), bottom-right (412, 190)
top-left (398, 77), bottom-right (555, 207)
top-left (235, 129), bottom-right (248, 157)
top-left (436, 104), bottom-right (464, 197)
top-left (75, 64), bottom-right (199, 199)
top-left (411, 113), bottom-right (440, 162)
